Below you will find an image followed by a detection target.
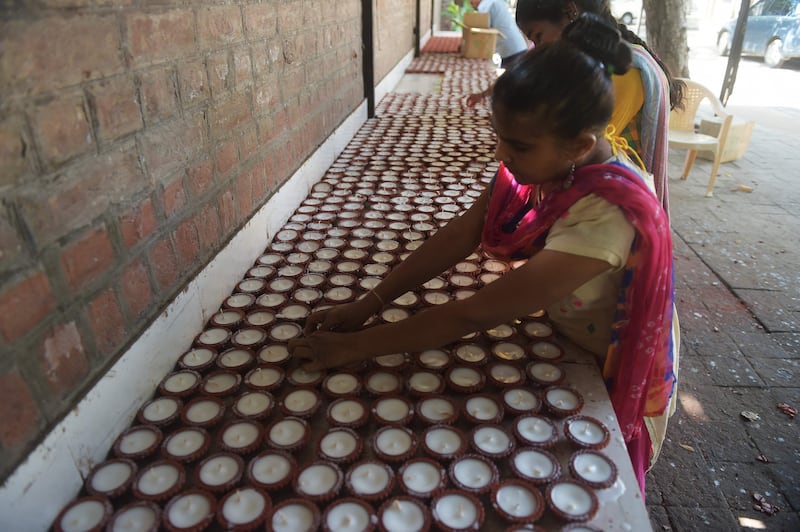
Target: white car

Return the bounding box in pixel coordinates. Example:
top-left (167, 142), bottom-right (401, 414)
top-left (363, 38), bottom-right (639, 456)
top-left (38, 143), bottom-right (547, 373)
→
top-left (611, 0), bottom-right (643, 25)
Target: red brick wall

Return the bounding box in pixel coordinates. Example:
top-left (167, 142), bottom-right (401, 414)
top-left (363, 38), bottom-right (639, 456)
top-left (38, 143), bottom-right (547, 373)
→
top-left (374, 0), bottom-right (418, 82)
top-left (0, 0), bottom-right (363, 480)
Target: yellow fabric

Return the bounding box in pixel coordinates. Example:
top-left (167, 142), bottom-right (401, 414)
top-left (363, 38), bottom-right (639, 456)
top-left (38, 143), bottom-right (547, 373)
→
top-left (605, 125), bottom-right (647, 173)
top-left (543, 194), bottom-right (635, 356)
top-left (610, 67), bottom-right (645, 135)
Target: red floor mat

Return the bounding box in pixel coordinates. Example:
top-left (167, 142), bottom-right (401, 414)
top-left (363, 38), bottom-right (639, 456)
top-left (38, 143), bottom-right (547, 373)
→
top-left (421, 35), bottom-right (462, 54)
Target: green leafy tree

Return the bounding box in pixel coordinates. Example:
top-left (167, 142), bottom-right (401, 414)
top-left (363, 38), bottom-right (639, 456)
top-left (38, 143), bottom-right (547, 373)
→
top-left (444, 1), bottom-right (476, 30)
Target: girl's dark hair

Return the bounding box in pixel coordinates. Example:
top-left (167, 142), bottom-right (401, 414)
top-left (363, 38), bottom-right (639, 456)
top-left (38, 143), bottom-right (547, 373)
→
top-left (516, 0), bottom-right (685, 109)
top-left (492, 13), bottom-right (631, 139)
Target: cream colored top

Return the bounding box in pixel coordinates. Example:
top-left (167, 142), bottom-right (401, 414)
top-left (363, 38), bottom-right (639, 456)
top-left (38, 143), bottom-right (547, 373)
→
top-left (544, 192), bottom-right (635, 357)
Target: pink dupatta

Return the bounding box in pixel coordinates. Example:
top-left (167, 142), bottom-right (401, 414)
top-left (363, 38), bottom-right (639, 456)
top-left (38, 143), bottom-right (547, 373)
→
top-left (482, 162), bottom-right (675, 442)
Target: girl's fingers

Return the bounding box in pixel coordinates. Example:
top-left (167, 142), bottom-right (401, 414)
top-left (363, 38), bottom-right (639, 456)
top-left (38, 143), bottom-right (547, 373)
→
top-left (300, 357), bottom-right (326, 372)
top-left (288, 338), bottom-right (310, 358)
top-left (319, 315), bottom-right (342, 332)
top-left (289, 342), bottom-right (325, 371)
top-left (290, 338), bottom-right (326, 371)
top-left (303, 312), bottom-right (325, 335)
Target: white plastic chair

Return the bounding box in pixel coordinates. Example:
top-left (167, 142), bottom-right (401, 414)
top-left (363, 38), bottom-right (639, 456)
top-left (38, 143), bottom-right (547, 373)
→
top-left (668, 78), bottom-right (733, 197)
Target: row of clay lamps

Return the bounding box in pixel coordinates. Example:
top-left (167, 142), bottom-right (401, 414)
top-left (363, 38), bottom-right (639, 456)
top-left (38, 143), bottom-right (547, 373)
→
top-left (405, 53), bottom-right (496, 76)
top-left (56, 323), bottom-right (614, 531)
top-left (53, 92), bottom-right (615, 532)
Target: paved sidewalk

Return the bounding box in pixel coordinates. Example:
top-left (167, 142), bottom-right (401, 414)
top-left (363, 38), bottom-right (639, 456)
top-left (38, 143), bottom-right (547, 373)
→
top-left (646, 104), bottom-right (800, 530)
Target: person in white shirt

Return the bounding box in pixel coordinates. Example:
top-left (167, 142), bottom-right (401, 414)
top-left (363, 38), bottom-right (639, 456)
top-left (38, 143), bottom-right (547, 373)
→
top-left (470, 0), bottom-right (529, 67)
top-left (465, 0), bottom-right (531, 106)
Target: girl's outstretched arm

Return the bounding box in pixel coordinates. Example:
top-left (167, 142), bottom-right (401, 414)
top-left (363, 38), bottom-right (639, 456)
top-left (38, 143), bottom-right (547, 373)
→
top-left (302, 189), bottom-right (490, 335)
top-left (292, 247), bottom-right (612, 370)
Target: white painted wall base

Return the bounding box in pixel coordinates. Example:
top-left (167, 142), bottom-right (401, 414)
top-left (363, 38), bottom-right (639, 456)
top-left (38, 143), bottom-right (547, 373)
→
top-left (421, 28), bottom-right (432, 50)
top-left (375, 48), bottom-right (415, 109)
top-left (0, 102), bottom-right (368, 531)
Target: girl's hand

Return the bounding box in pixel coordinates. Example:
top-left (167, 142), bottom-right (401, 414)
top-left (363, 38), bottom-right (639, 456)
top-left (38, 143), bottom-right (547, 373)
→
top-left (303, 295), bottom-right (379, 335)
top-left (289, 332), bottom-right (372, 372)
top-left (465, 91), bottom-right (486, 108)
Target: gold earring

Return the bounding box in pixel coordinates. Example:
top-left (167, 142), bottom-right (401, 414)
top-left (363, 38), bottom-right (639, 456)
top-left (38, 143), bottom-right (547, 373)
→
top-left (563, 162), bottom-right (576, 189)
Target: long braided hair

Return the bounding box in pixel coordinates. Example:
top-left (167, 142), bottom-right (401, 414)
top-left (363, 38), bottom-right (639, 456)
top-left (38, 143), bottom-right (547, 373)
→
top-left (515, 0), bottom-right (685, 109)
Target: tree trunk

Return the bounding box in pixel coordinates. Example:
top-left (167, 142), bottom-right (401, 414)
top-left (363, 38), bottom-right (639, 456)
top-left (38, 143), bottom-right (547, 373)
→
top-left (642, 0), bottom-right (690, 78)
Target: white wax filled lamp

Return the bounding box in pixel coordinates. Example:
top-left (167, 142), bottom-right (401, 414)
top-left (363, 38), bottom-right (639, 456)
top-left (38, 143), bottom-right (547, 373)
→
top-left (294, 462), bottom-right (343, 502)
top-left (318, 428), bottom-right (361, 463)
top-left (379, 497), bottom-right (429, 532)
top-left (471, 425), bottom-right (514, 457)
top-left (182, 398), bottom-right (224, 426)
top-left (564, 415), bottom-right (611, 450)
top-left (245, 452), bottom-right (297, 496)
top-left (492, 481), bottom-right (544, 522)
top-left (399, 459), bottom-right (445, 497)
top-left (267, 417), bottom-right (308, 451)
top-left (431, 491), bottom-right (483, 531)
top-left (196, 453), bottom-right (243, 491)
top-left (417, 397), bottom-right (457, 425)
top-left (374, 426), bottom-right (416, 462)
top-left (163, 427), bottom-right (208, 462)
top-left (323, 500), bottom-right (373, 532)
top-left (346, 461), bottom-right (394, 499)
top-left (546, 480), bottom-right (599, 522)
top-left (269, 500), bottom-right (320, 532)
top-left (218, 487), bottom-right (270, 528)
top-left (327, 398), bottom-right (369, 428)
top-left (449, 455), bottom-right (497, 494)
top-left (163, 490), bottom-right (213, 530)
top-left (510, 448), bottom-right (561, 484)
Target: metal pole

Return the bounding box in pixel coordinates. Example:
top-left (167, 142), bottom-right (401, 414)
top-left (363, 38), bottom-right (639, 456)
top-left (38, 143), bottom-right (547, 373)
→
top-left (719, 0), bottom-right (750, 105)
top-left (414, 0), bottom-right (421, 57)
top-left (362, 0), bottom-right (375, 118)
top-left (636, 4), bottom-right (644, 35)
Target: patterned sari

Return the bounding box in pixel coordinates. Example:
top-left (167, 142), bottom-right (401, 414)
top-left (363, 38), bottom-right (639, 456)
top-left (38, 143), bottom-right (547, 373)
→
top-left (482, 162), bottom-right (676, 491)
top-left (623, 45), bottom-right (671, 217)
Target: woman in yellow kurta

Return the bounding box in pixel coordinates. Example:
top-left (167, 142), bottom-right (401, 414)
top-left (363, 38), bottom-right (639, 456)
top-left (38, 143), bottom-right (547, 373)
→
top-left (515, 0), bottom-right (683, 217)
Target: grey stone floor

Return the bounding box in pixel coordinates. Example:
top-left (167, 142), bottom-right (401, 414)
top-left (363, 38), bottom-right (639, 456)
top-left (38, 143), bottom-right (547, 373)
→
top-left (647, 105), bottom-right (800, 531)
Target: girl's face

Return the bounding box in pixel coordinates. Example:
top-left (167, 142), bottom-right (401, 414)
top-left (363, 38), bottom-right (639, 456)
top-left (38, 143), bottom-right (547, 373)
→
top-left (491, 105), bottom-right (575, 186)
top-left (518, 18), bottom-right (569, 47)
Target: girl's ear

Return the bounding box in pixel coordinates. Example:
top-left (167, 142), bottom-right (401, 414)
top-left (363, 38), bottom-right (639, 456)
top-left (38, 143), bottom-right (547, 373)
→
top-left (567, 131), bottom-right (597, 162)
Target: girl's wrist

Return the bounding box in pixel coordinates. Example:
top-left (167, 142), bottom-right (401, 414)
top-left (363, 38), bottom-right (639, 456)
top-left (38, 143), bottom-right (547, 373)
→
top-left (356, 289), bottom-right (384, 316)
top-left (368, 289), bottom-right (385, 308)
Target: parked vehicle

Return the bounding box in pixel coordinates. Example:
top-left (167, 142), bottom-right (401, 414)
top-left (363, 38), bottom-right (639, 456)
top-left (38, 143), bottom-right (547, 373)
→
top-left (611, 0), bottom-right (642, 25)
top-left (717, 0), bottom-right (800, 68)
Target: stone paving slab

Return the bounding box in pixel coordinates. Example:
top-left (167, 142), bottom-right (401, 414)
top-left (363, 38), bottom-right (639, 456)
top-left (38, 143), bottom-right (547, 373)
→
top-left (766, 464), bottom-right (800, 513)
top-left (749, 357), bottom-right (800, 387)
top-left (684, 332), bottom-right (744, 358)
top-left (645, 34), bottom-right (800, 528)
top-left (691, 420), bottom-right (762, 462)
top-left (649, 111), bottom-right (800, 528)
top-left (730, 331), bottom-right (800, 359)
top-left (663, 506), bottom-right (740, 531)
top-left (700, 355), bottom-right (766, 387)
top-left (734, 288), bottom-right (800, 332)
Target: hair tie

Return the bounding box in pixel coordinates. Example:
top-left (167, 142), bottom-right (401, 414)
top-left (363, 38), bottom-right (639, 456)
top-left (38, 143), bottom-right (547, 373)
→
top-left (606, 64), bottom-right (616, 76)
